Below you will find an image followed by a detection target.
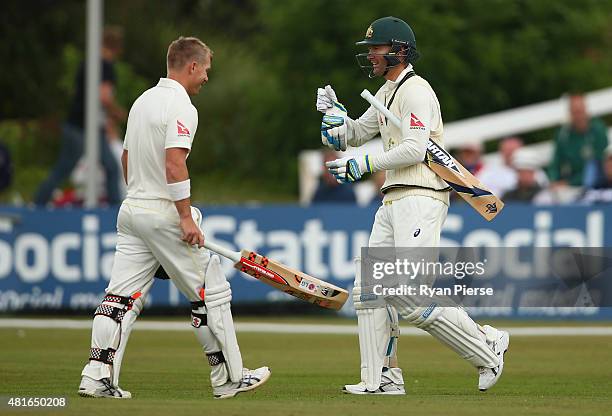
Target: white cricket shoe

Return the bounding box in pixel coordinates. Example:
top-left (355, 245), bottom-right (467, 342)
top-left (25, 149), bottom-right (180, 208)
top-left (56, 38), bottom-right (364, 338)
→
top-left (343, 368), bottom-right (406, 395)
top-left (213, 366), bottom-right (271, 399)
top-left (78, 375), bottom-right (132, 399)
top-left (479, 330), bottom-right (510, 391)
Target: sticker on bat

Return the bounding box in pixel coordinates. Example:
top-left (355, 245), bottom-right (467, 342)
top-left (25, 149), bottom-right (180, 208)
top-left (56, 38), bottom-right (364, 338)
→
top-left (239, 258), bottom-right (288, 285)
top-left (426, 141), bottom-right (464, 178)
top-left (320, 287), bottom-right (341, 297)
top-left (299, 279), bottom-right (319, 294)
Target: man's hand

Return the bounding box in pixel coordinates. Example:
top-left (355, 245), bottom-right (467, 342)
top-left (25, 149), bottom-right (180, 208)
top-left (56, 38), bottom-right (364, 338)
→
top-left (325, 156), bottom-right (372, 183)
top-left (180, 216), bottom-right (205, 248)
top-left (316, 85), bottom-right (340, 113)
top-left (321, 111), bottom-right (348, 151)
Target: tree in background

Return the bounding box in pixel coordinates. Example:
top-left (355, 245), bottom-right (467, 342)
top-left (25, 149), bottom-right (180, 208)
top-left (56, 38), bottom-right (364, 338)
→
top-left (1, 0), bottom-right (611, 201)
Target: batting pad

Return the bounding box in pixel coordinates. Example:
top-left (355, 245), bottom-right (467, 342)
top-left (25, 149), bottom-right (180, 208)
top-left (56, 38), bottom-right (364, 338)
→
top-left (112, 279), bottom-right (153, 387)
top-left (204, 254), bottom-right (243, 383)
top-left (419, 307), bottom-right (499, 368)
top-left (357, 307), bottom-right (392, 391)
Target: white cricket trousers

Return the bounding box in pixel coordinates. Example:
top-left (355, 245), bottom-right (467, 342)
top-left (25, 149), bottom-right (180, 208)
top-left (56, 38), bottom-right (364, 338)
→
top-left (106, 198), bottom-right (210, 302)
top-left (369, 195), bottom-right (448, 248)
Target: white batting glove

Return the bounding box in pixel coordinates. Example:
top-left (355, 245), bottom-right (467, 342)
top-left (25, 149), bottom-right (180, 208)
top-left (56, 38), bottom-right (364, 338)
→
top-left (325, 156), bottom-right (372, 183)
top-left (316, 85), bottom-right (339, 113)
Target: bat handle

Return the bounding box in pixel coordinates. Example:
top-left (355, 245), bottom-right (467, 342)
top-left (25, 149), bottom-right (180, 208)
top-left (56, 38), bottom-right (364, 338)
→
top-left (203, 240), bottom-right (241, 263)
top-left (360, 89), bottom-right (402, 128)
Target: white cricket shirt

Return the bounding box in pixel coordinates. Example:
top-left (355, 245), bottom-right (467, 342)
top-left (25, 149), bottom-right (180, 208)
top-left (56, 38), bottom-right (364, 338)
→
top-left (123, 78), bottom-right (198, 201)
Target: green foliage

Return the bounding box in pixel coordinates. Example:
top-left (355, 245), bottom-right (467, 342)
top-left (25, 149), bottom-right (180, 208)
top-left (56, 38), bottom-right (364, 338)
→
top-left (2, 0), bottom-right (612, 202)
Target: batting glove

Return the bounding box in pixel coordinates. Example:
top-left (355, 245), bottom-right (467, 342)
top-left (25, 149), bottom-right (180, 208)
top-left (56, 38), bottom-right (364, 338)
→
top-left (316, 85), bottom-right (340, 113)
top-left (325, 156), bottom-right (372, 183)
top-left (321, 111), bottom-right (348, 151)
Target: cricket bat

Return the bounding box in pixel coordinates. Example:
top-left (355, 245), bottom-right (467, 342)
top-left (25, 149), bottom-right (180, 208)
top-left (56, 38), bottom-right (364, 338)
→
top-left (203, 240), bottom-right (349, 310)
top-left (360, 89), bottom-right (504, 221)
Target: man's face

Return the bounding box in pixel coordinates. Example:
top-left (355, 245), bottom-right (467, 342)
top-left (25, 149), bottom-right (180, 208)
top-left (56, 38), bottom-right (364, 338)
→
top-left (187, 55), bottom-right (211, 95)
top-left (367, 45), bottom-right (391, 77)
top-left (517, 169), bottom-right (536, 187)
top-left (569, 95), bottom-right (588, 132)
top-left (500, 138), bottom-right (522, 166)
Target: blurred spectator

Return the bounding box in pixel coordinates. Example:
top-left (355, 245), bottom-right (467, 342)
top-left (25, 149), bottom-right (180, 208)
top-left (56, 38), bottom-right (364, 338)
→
top-left (312, 150), bottom-right (356, 203)
top-left (0, 141), bottom-right (12, 193)
top-left (34, 27), bottom-right (127, 207)
top-left (581, 145), bottom-right (612, 204)
top-left (477, 136), bottom-right (523, 196)
top-left (502, 149), bottom-right (542, 202)
top-left (455, 142), bottom-right (484, 176)
top-left (451, 142), bottom-right (483, 202)
top-left (548, 94), bottom-right (609, 189)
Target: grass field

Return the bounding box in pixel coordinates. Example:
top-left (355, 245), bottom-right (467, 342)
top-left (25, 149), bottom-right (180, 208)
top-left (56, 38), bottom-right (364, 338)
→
top-left (1, 322), bottom-right (611, 416)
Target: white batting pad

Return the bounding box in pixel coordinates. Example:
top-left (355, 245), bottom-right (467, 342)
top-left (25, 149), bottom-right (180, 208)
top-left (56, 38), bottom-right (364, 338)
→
top-left (357, 307), bottom-right (392, 391)
top-left (112, 279), bottom-right (153, 387)
top-left (414, 306), bottom-right (499, 368)
top-left (204, 254), bottom-right (243, 383)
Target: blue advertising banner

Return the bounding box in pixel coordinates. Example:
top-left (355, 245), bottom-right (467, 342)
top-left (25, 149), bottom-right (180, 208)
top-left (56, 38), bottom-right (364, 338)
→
top-left (1, 204), bottom-right (611, 319)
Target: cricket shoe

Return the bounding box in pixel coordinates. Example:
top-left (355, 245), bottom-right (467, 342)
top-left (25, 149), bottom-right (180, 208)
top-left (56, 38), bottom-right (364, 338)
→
top-left (479, 330), bottom-right (510, 391)
top-left (78, 375), bottom-right (131, 399)
top-left (343, 368), bottom-right (405, 395)
top-left (213, 366), bottom-right (271, 399)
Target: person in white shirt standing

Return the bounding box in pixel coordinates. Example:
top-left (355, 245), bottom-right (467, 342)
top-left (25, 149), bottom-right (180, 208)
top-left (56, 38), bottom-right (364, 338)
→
top-left (317, 17), bottom-right (509, 395)
top-left (78, 36), bottom-right (270, 400)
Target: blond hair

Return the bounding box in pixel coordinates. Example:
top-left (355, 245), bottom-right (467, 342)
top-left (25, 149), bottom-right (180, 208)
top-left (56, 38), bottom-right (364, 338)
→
top-left (166, 36), bottom-right (212, 71)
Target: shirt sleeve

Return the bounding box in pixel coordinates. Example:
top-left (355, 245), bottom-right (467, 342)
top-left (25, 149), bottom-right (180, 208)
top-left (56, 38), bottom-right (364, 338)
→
top-left (165, 103), bottom-right (198, 150)
top-left (369, 84), bottom-right (431, 171)
top-left (346, 104), bottom-right (381, 147)
top-left (101, 60), bottom-right (117, 84)
top-left (593, 119), bottom-right (609, 158)
top-left (547, 128), bottom-right (563, 182)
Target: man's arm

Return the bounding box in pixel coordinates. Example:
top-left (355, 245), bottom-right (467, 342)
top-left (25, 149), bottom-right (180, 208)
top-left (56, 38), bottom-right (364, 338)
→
top-left (345, 105), bottom-right (382, 147)
top-left (100, 81), bottom-right (128, 123)
top-left (547, 129), bottom-right (563, 183)
top-left (367, 85), bottom-right (430, 171)
top-left (166, 147), bottom-right (204, 247)
top-left (121, 149), bottom-right (128, 185)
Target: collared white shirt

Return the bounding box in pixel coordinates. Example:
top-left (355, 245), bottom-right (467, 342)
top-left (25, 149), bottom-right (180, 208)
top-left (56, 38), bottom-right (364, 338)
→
top-left (123, 78), bottom-right (198, 201)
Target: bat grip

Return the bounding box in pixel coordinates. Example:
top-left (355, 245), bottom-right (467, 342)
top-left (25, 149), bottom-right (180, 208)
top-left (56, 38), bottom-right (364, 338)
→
top-left (203, 240), bottom-right (241, 263)
top-left (360, 89), bottom-right (402, 128)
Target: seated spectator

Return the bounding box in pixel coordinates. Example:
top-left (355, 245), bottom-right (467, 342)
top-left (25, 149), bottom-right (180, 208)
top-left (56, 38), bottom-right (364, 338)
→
top-left (477, 136), bottom-right (523, 197)
top-left (503, 149), bottom-right (542, 202)
top-left (0, 141), bottom-right (12, 193)
top-left (451, 142), bottom-right (483, 202)
top-left (581, 145), bottom-right (612, 204)
top-left (311, 149), bottom-right (356, 203)
top-left (455, 141), bottom-right (484, 176)
top-left (548, 93), bottom-right (609, 189)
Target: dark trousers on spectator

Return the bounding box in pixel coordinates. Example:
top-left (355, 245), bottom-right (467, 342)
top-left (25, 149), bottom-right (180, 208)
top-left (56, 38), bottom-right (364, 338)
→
top-left (34, 123), bottom-right (120, 206)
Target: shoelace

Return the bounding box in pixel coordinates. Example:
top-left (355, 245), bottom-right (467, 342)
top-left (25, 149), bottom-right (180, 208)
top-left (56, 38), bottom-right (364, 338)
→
top-left (101, 378), bottom-right (121, 397)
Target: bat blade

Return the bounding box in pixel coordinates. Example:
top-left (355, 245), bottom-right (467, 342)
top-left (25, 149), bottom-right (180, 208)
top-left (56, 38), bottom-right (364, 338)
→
top-left (234, 250), bottom-right (349, 310)
top-left (425, 140), bottom-right (504, 221)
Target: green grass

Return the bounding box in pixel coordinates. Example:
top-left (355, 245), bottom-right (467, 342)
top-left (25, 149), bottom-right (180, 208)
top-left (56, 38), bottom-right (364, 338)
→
top-left (1, 327), bottom-right (611, 416)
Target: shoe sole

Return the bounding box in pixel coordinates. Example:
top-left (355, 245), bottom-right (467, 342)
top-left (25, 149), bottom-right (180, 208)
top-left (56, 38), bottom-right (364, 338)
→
top-left (479, 331), bottom-right (510, 392)
top-left (78, 390), bottom-right (131, 399)
top-left (214, 369), bottom-right (272, 399)
top-left (342, 387), bottom-right (406, 395)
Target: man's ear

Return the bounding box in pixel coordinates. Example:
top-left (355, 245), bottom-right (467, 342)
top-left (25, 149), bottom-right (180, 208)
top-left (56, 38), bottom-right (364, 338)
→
top-left (189, 61), bottom-right (197, 74)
